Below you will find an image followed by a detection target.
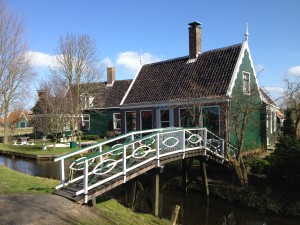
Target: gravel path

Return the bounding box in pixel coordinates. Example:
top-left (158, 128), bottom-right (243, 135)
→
top-left (0, 194), bottom-right (100, 225)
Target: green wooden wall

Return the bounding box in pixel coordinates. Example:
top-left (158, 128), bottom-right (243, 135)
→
top-left (229, 49), bottom-right (266, 151)
top-left (83, 109), bottom-right (118, 137)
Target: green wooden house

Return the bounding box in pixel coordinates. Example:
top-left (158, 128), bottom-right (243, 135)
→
top-left (7, 110), bottom-right (32, 129)
top-left (80, 67), bottom-right (132, 138)
top-left (120, 22), bottom-right (282, 151)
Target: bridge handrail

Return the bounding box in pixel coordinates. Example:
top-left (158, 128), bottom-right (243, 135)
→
top-left (54, 127), bottom-right (182, 162)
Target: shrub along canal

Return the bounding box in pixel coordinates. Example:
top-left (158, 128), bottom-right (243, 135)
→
top-left (0, 153), bottom-right (299, 225)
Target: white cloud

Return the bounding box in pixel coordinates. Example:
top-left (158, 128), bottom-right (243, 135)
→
top-left (116, 51), bottom-right (161, 73)
top-left (286, 66), bottom-right (300, 77)
top-left (27, 51), bottom-right (55, 68)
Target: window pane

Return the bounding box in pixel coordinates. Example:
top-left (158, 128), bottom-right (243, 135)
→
top-left (202, 107), bottom-right (220, 134)
top-left (141, 111), bottom-right (152, 130)
top-left (179, 108), bottom-right (193, 127)
top-left (160, 110), bottom-right (170, 127)
top-left (126, 112), bottom-right (136, 132)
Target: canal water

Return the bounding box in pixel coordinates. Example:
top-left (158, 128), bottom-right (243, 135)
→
top-left (0, 154), bottom-right (70, 180)
top-left (0, 154), bottom-right (299, 225)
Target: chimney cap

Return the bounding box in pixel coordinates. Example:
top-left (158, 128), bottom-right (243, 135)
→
top-left (188, 21), bottom-right (201, 27)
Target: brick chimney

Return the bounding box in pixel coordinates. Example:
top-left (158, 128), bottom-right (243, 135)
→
top-left (188, 21), bottom-right (202, 59)
top-left (106, 67), bottom-right (115, 87)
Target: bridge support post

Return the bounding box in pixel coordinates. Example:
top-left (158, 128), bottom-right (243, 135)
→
top-left (153, 168), bottom-right (160, 217)
top-left (182, 159), bottom-right (187, 193)
top-left (200, 160), bottom-right (209, 197)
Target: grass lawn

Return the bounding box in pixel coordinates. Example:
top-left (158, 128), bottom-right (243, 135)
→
top-left (0, 165), bottom-right (59, 194)
top-left (0, 165), bottom-right (170, 225)
top-left (0, 141), bottom-right (79, 156)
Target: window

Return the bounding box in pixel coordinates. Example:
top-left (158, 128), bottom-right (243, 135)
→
top-left (80, 114), bottom-right (90, 130)
top-left (113, 113), bottom-right (121, 130)
top-left (202, 107), bottom-right (220, 135)
top-left (82, 94), bottom-right (94, 109)
top-left (125, 112), bottom-right (136, 132)
top-left (160, 109), bottom-right (170, 128)
top-left (179, 108), bottom-right (194, 127)
top-left (141, 110), bottom-right (152, 130)
top-left (243, 72), bottom-right (250, 95)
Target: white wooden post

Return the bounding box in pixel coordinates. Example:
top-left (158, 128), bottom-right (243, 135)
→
top-left (156, 133), bottom-right (160, 167)
top-left (182, 129), bottom-right (186, 159)
top-left (203, 128), bottom-right (207, 149)
top-left (131, 134), bottom-right (135, 152)
top-left (83, 159), bottom-right (89, 204)
top-left (60, 159), bottom-right (65, 186)
top-left (123, 145), bottom-right (127, 183)
top-left (221, 139), bottom-right (224, 158)
top-left (99, 145), bottom-right (103, 163)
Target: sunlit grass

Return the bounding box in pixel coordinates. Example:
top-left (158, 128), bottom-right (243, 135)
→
top-left (0, 165), bottom-right (59, 194)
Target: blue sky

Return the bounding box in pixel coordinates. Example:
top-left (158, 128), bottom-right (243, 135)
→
top-left (8, 0), bottom-right (300, 105)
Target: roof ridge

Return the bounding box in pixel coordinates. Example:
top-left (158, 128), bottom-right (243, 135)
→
top-left (202, 43), bottom-right (243, 54)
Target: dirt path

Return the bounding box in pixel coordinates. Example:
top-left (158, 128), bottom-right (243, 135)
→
top-left (0, 194), bottom-right (100, 225)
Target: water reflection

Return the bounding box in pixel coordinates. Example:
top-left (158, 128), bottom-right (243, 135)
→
top-left (0, 154), bottom-right (70, 180)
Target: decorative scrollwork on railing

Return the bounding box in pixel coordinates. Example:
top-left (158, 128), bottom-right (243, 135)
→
top-left (69, 157), bottom-right (95, 171)
top-left (162, 137), bottom-right (179, 148)
top-left (187, 134), bottom-right (202, 144)
top-left (92, 159), bottom-right (117, 175)
top-left (132, 145), bottom-right (152, 158)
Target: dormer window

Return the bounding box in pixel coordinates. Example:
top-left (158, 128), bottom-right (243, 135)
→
top-left (243, 72), bottom-right (250, 95)
top-left (82, 94), bottom-right (94, 109)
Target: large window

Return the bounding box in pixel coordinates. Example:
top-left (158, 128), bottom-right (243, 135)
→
top-left (160, 109), bottom-right (170, 128)
top-left (202, 107), bottom-right (220, 135)
top-left (179, 108), bottom-right (194, 127)
top-left (243, 72), bottom-right (250, 95)
top-left (141, 110), bottom-right (152, 130)
top-left (113, 113), bottom-right (121, 130)
top-left (80, 114), bottom-right (90, 130)
top-left (125, 111), bottom-right (136, 132)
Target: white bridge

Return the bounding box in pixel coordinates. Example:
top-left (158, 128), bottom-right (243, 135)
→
top-left (54, 127), bottom-right (237, 204)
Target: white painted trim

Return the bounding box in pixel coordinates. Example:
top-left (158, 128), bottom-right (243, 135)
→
top-left (120, 65), bottom-right (143, 105)
top-left (226, 41), bottom-right (260, 98)
top-left (120, 97), bottom-right (229, 110)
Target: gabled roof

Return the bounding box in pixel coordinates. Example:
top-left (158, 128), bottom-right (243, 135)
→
top-left (259, 87), bottom-right (278, 108)
top-left (7, 110), bottom-right (29, 123)
top-left (92, 80), bottom-right (132, 108)
top-left (32, 79), bottom-right (133, 113)
top-left (123, 44), bottom-right (242, 105)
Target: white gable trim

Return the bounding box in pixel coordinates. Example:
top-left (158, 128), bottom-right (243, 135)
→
top-left (226, 41), bottom-right (260, 97)
top-left (120, 65), bottom-right (142, 105)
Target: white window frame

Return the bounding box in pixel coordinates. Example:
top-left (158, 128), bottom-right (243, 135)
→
top-left (81, 114), bottom-right (90, 131)
top-left (113, 113), bottom-right (121, 130)
top-left (243, 71), bottom-right (250, 95)
top-left (140, 110), bottom-right (153, 130)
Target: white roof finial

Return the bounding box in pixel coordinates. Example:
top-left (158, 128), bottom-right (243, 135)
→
top-left (140, 50), bottom-right (143, 66)
top-left (245, 23), bottom-right (249, 41)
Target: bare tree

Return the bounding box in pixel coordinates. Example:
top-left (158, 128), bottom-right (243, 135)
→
top-left (0, 1), bottom-right (35, 144)
top-left (280, 78), bottom-right (300, 137)
top-left (49, 33), bottom-right (104, 141)
top-left (31, 78), bottom-right (70, 149)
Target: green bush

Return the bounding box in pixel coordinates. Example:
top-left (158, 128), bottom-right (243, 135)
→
top-left (245, 157), bottom-right (269, 175)
top-left (81, 135), bottom-right (99, 141)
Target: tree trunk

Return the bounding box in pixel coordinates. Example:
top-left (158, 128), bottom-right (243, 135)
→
top-left (230, 158), bottom-right (248, 187)
top-left (3, 109), bottom-right (9, 144)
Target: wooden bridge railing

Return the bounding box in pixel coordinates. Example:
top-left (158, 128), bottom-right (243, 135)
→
top-left (54, 127), bottom-right (237, 203)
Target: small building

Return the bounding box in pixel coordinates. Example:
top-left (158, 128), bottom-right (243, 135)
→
top-left (7, 110), bottom-right (32, 129)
